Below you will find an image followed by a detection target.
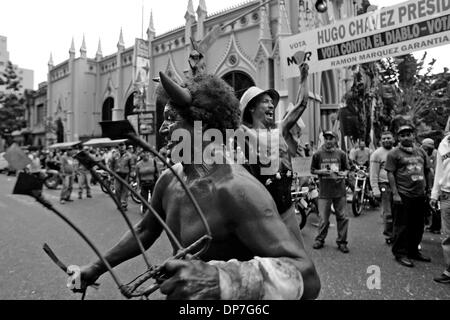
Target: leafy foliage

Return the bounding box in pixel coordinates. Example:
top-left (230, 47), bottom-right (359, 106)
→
top-left (0, 61), bottom-right (26, 136)
top-left (379, 53), bottom-right (450, 141)
top-left (342, 53), bottom-right (450, 146)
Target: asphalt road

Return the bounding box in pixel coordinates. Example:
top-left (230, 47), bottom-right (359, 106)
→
top-left (0, 173), bottom-right (449, 300)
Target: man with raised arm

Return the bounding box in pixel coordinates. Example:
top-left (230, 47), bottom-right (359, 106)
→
top-left (238, 64), bottom-right (310, 224)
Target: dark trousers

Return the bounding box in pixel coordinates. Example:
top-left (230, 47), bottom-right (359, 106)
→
top-left (316, 196), bottom-right (349, 245)
top-left (114, 172), bottom-right (129, 208)
top-left (430, 208), bottom-right (442, 231)
top-left (60, 174), bottom-right (74, 201)
top-left (78, 171), bottom-right (91, 196)
top-left (380, 182), bottom-right (393, 239)
top-left (392, 194), bottom-right (427, 258)
top-left (140, 180), bottom-right (155, 203)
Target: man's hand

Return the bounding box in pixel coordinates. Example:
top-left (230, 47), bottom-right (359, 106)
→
top-left (299, 63), bottom-right (309, 83)
top-left (66, 264), bottom-right (101, 293)
top-left (373, 190), bottom-right (381, 200)
top-left (314, 169), bottom-right (331, 177)
top-left (160, 258), bottom-right (220, 300)
top-left (430, 199), bottom-right (438, 210)
top-left (393, 193), bottom-right (402, 205)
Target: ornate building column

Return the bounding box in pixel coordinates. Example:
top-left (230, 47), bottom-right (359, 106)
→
top-left (113, 28), bottom-right (125, 121)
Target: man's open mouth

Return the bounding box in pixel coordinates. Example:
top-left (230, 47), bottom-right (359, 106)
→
top-left (265, 111), bottom-right (274, 120)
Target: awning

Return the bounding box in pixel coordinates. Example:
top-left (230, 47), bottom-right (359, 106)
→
top-left (82, 138), bottom-right (128, 148)
top-left (47, 141), bottom-right (82, 150)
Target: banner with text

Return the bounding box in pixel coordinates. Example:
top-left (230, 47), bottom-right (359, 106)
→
top-left (280, 0), bottom-right (450, 77)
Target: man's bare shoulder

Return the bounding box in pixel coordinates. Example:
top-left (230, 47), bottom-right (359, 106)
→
top-left (154, 163), bottom-right (183, 188)
top-left (215, 165), bottom-right (278, 216)
top-left (216, 164), bottom-right (265, 189)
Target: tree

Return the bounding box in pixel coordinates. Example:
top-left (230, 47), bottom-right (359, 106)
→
top-left (379, 53), bottom-right (450, 142)
top-left (343, 52), bottom-right (450, 147)
top-left (0, 61), bottom-right (26, 143)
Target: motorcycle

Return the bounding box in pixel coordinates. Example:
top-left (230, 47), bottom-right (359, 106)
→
top-left (43, 160), bottom-right (63, 190)
top-left (351, 164), bottom-right (378, 217)
top-left (292, 175), bottom-right (319, 230)
top-left (97, 169), bottom-right (141, 204)
top-left (96, 169), bottom-right (114, 194)
top-left (129, 178), bottom-right (142, 205)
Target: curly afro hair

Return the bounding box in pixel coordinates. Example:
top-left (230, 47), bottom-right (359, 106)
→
top-left (172, 74), bottom-right (241, 135)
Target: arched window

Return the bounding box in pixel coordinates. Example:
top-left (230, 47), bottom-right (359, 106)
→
top-left (124, 92), bottom-right (137, 119)
top-left (102, 97), bottom-right (114, 121)
top-left (56, 118), bottom-right (64, 143)
top-left (222, 71), bottom-right (255, 100)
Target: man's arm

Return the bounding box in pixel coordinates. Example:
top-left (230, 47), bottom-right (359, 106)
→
top-left (281, 64), bottom-right (309, 157)
top-left (369, 152), bottom-right (381, 196)
top-left (339, 150), bottom-right (350, 177)
top-left (385, 151), bottom-right (401, 203)
top-left (422, 150), bottom-right (433, 193)
top-left (74, 170), bottom-right (171, 286)
top-left (431, 151), bottom-right (443, 201)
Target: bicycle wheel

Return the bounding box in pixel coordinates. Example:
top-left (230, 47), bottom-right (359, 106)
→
top-left (100, 183), bottom-right (108, 194)
top-left (130, 182), bottom-right (142, 204)
top-left (352, 190), bottom-right (363, 217)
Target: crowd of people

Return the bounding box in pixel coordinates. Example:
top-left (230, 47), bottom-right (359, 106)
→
top-left (311, 125), bottom-right (449, 284)
top-left (23, 144), bottom-right (165, 210)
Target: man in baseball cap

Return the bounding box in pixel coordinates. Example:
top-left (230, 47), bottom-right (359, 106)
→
top-left (323, 131), bottom-right (337, 139)
top-left (386, 122), bottom-right (433, 267)
top-left (311, 128), bottom-right (350, 253)
top-left (396, 124), bottom-right (414, 135)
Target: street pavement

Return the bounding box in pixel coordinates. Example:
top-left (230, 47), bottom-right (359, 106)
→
top-left (0, 173), bottom-right (449, 300)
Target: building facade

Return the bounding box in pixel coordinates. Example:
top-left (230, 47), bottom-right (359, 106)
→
top-left (22, 82), bottom-right (47, 147)
top-left (44, 0), bottom-right (363, 148)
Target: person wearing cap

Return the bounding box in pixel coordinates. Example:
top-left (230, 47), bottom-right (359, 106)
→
top-left (310, 130), bottom-right (350, 253)
top-left (76, 146), bottom-right (92, 199)
top-left (430, 133), bottom-right (450, 284)
top-left (109, 142), bottom-right (136, 211)
top-left (385, 124), bottom-right (433, 267)
top-left (349, 140), bottom-right (371, 168)
top-left (66, 71), bottom-right (320, 300)
top-left (370, 131), bottom-right (395, 245)
top-left (238, 63), bottom-right (310, 222)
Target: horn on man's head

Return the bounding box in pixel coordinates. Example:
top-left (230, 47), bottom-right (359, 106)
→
top-left (159, 72), bottom-right (192, 109)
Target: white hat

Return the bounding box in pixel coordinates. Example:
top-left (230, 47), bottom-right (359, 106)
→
top-left (239, 86), bottom-right (280, 121)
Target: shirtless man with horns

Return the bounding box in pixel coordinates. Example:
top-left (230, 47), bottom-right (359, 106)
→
top-left (67, 70), bottom-right (320, 300)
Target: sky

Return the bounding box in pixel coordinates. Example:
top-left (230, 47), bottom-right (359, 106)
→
top-left (1, 0), bottom-right (448, 89)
